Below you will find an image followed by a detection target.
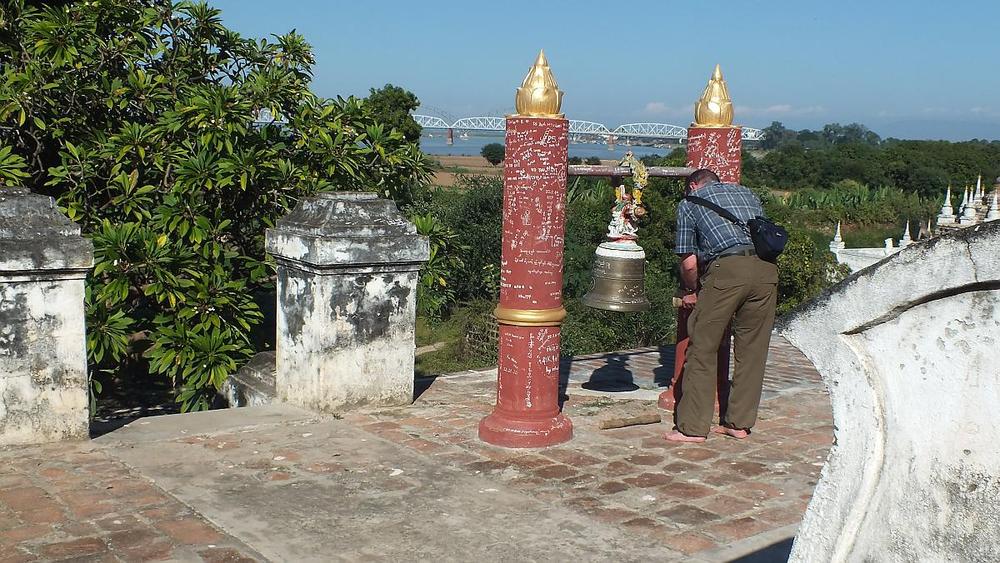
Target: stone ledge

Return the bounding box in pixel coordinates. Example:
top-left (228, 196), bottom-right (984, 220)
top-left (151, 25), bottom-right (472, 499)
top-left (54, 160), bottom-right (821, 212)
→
top-left (265, 192), bottom-right (429, 268)
top-left (0, 188), bottom-right (94, 272)
top-left (222, 351), bottom-right (276, 408)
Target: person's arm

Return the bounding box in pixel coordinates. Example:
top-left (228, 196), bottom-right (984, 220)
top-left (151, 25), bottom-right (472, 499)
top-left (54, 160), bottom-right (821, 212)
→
top-left (674, 203), bottom-right (700, 309)
top-left (679, 253), bottom-right (699, 292)
top-left (679, 253), bottom-right (699, 309)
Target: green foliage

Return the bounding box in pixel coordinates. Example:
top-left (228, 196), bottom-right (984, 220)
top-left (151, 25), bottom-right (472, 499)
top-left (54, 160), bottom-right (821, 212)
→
top-left (0, 144), bottom-right (29, 185)
top-left (414, 300), bottom-right (498, 376)
top-left (431, 175), bottom-right (504, 301)
top-left (480, 142), bottom-right (505, 166)
top-left (747, 122), bottom-right (1000, 199)
top-left (779, 180), bottom-right (936, 225)
top-left (566, 176), bottom-right (611, 204)
top-left (366, 84), bottom-right (422, 143)
top-left (584, 156), bottom-right (602, 165)
top-left (775, 227), bottom-right (849, 315)
top-left (411, 213), bottom-right (464, 318)
top-left (0, 0), bottom-right (430, 411)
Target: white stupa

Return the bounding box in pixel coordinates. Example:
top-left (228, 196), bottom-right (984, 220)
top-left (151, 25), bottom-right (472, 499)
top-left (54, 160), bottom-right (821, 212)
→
top-left (936, 185), bottom-right (955, 226)
top-left (987, 191), bottom-right (1000, 222)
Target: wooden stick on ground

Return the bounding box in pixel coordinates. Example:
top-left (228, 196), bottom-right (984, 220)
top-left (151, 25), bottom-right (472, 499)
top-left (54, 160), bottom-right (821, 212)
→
top-left (598, 413), bottom-right (662, 430)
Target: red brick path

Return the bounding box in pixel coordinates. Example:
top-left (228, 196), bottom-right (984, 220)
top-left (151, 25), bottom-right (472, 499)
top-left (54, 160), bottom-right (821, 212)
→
top-left (352, 336), bottom-right (833, 556)
top-left (0, 445), bottom-right (261, 562)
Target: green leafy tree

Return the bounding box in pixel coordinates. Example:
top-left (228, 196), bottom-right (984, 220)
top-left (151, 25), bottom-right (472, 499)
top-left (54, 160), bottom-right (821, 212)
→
top-left (366, 83), bottom-right (422, 143)
top-left (0, 0), bottom-right (430, 411)
top-left (761, 121), bottom-right (788, 150)
top-left (481, 142), bottom-right (504, 166)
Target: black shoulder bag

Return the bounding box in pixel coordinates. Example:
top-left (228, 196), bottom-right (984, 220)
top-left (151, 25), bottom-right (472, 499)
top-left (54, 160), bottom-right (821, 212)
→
top-left (684, 196), bottom-right (788, 263)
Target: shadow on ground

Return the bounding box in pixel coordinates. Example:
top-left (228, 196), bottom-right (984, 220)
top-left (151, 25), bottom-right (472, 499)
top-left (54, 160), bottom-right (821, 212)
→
top-left (729, 537), bottom-right (794, 562)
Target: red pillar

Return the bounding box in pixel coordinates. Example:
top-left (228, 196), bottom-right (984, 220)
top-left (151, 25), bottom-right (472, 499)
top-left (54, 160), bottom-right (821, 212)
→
top-left (479, 115), bottom-right (573, 448)
top-left (659, 125), bottom-right (742, 412)
top-left (685, 126), bottom-right (742, 183)
top-left (446, 128), bottom-right (454, 146)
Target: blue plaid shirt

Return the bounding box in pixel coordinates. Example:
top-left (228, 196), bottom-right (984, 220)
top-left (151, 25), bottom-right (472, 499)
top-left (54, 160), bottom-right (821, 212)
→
top-left (675, 182), bottom-right (763, 262)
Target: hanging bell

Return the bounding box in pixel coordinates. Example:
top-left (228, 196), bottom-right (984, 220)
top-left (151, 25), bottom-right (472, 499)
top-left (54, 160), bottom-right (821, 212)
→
top-left (582, 240), bottom-right (651, 312)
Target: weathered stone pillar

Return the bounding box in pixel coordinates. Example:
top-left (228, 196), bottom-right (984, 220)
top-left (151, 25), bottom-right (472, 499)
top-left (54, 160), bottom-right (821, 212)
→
top-left (0, 188), bottom-right (94, 445)
top-left (265, 192), bottom-right (428, 413)
top-left (659, 64), bottom-right (741, 411)
top-left (479, 51), bottom-right (573, 448)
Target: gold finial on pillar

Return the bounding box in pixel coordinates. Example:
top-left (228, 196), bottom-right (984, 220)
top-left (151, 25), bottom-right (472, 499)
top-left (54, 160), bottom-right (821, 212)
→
top-left (515, 50), bottom-right (564, 118)
top-left (693, 64), bottom-right (734, 127)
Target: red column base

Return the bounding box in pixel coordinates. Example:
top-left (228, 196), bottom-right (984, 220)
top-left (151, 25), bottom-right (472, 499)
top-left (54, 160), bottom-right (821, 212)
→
top-left (478, 412), bottom-right (573, 449)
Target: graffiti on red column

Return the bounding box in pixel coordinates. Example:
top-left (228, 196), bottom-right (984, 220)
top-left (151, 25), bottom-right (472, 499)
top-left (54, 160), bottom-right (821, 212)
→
top-left (686, 126), bottom-right (742, 183)
top-left (495, 326), bottom-right (561, 416)
top-left (499, 117), bottom-right (569, 310)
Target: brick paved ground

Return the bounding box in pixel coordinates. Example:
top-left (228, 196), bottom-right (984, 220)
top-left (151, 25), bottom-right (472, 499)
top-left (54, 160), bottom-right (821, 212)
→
top-left (0, 335), bottom-right (831, 561)
top-left (353, 335), bottom-right (833, 557)
top-left (0, 444), bottom-right (263, 562)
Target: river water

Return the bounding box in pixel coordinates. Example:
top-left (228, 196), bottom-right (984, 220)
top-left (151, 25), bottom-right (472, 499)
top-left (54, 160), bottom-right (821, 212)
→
top-left (420, 131), bottom-right (677, 160)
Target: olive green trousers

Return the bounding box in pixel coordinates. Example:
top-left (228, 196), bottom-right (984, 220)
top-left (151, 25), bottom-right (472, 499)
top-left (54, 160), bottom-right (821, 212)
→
top-left (674, 255), bottom-right (778, 437)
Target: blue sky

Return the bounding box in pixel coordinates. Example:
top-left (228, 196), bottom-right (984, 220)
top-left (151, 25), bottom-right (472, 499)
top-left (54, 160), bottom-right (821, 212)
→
top-left (211, 0), bottom-right (1000, 140)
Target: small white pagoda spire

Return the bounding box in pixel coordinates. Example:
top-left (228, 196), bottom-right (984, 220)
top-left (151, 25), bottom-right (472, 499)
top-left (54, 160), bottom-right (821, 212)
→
top-left (937, 185), bottom-right (955, 225)
top-left (829, 221), bottom-right (845, 252)
top-left (943, 185), bottom-right (954, 214)
top-left (960, 186), bottom-right (978, 224)
top-left (987, 190), bottom-right (1000, 221)
top-left (900, 220), bottom-right (912, 246)
top-left (974, 175), bottom-right (984, 206)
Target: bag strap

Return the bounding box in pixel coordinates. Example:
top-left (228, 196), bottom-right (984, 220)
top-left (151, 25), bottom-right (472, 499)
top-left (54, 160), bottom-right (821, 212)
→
top-left (683, 196), bottom-right (746, 227)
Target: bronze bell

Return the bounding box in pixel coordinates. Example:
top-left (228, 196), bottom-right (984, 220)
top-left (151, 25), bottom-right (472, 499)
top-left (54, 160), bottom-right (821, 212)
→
top-left (582, 240), bottom-right (651, 312)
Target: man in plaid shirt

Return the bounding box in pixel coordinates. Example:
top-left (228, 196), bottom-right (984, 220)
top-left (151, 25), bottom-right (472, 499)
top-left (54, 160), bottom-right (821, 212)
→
top-left (666, 169), bottom-right (778, 443)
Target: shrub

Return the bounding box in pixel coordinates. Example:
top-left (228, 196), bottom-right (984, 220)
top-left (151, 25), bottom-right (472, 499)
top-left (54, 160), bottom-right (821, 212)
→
top-left (0, 1), bottom-right (430, 410)
top-left (776, 227), bottom-right (849, 314)
top-left (411, 213), bottom-right (464, 318)
top-left (435, 175), bottom-right (504, 301)
top-left (481, 143), bottom-right (505, 166)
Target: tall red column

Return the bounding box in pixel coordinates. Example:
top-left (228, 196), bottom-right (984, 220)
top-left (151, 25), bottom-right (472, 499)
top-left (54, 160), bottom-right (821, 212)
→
top-left (659, 119), bottom-right (743, 411)
top-left (479, 114), bottom-right (573, 448)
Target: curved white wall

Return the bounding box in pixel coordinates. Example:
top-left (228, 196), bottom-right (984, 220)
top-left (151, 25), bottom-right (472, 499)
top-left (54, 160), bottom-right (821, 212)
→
top-left (780, 221), bottom-right (1000, 562)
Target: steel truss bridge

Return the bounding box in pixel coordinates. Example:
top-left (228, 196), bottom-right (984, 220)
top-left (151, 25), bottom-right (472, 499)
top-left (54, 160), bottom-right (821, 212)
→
top-left (412, 115), bottom-right (765, 142)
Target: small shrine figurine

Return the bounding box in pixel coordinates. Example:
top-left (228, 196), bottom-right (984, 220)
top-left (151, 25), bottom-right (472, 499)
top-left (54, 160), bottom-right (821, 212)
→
top-left (607, 185), bottom-right (645, 240)
top-left (605, 151), bottom-right (648, 242)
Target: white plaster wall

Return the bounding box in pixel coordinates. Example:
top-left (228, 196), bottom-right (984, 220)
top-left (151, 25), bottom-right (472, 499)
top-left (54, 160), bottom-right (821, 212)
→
top-left (832, 247), bottom-right (899, 272)
top-left (0, 276), bottom-right (89, 445)
top-left (275, 267), bottom-right (418, 412)
top-left (781, 222), bottom-right (1000, 562)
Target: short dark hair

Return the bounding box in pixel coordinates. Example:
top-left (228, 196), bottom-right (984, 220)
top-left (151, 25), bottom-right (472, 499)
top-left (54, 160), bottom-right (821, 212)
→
top-left (687, 168), bottom-right (720, 188)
